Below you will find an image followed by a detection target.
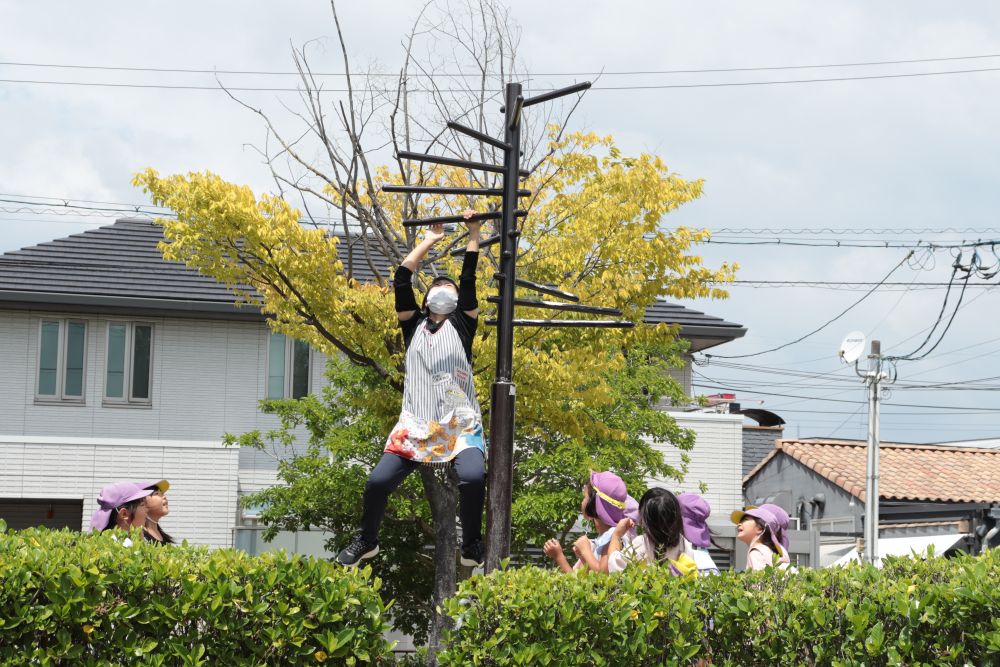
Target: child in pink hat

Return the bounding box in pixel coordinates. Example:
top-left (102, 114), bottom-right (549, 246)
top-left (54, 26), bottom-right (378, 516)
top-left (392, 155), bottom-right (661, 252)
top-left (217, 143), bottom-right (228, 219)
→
top-left (543, 471), bottom-right (638, 573)
top-left (731, 505), bottom-right (791, 571)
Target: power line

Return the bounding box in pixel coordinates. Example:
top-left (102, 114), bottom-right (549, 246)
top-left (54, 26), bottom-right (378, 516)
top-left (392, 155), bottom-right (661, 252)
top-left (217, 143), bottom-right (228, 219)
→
top-left (710, 227), bottom-right (1000, 236)
top-left (704, 238), bottom-right (996, 249)
top-left (3, 53), bottom-right (1000, 77)
top-left (0, 197), bottom-right (173, 217)
top-left (597, 66), bottom-right (1000, 89)
top-left (4, 66), bottom-right (1000, 93)
top-left (886, 255), bottom-right (983, 363)
top-left (727, 280), bottom-right (995, 290)
top-left (692, 382), bottom-right (999, 411)
top-left (0, 192), bottom-right (173, 209)
top-left (763, 407), bottom-right (1000, 416)
top-left (701, 251), bottom-right (914, 360)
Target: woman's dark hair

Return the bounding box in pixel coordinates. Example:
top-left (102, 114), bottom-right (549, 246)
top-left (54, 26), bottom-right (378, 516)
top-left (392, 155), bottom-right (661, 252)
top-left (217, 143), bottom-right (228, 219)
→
top-left (420, 276), bottom-right (457, 313)
top-left (638, 488), bottom-right (683, 561)
top-left (582, 482), bottom-right (599, 522)
top-left (103, 498), bottom-right (143, 532)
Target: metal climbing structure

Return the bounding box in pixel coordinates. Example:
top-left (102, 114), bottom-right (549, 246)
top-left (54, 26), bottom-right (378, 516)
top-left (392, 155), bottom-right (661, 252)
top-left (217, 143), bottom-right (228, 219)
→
top-left (383, 81), bottom-right (633, 572)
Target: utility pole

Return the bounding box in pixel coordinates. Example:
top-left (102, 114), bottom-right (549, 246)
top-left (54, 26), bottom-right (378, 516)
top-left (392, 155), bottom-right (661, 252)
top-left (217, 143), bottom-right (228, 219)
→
top-left (862, 339), bottom-right (885, 565)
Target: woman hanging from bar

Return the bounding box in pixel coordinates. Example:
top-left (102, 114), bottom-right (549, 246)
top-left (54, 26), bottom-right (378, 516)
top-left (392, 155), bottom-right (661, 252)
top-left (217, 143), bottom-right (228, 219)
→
top-left (338, 216), bottom-right (486, 568)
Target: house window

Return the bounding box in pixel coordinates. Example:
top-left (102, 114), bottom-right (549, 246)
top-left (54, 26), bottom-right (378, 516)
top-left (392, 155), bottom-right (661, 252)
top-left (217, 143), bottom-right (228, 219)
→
top-left (267, 333), bottom-right (310, 399)
top-left (36, 319), bottom-right (87, 402)
top-left (105, 323), bottom-right (153, 404)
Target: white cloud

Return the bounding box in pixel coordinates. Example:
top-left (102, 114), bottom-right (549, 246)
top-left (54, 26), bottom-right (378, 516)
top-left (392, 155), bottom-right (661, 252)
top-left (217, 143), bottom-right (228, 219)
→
top-left (2, 0), bottom-right (999, 441)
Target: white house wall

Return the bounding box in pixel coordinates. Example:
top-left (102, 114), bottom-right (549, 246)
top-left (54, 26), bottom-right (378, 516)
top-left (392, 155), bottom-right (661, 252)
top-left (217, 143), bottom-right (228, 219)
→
top-left (646, 412), bottom-right (744, 519)
top-left (0, 435), bottom-right (238, 547)
top-left (0, 308), bottom-right (327, 546)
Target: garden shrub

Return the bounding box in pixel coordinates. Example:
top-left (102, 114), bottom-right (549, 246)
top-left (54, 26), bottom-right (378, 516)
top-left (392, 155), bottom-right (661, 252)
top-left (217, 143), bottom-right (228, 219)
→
top-left (0, 523), bottom-right (393, 666)
top-left (440, 549), bottom-right (1000, 666)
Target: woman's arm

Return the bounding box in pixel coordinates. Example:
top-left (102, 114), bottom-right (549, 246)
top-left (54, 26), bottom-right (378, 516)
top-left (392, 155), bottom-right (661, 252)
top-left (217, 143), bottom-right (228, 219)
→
top-left (401, 223), bottom-right (446, 272)
top-left (458, 218), bottom-right (481, 318)
top-left (396, 224), bottom-right (446, 322)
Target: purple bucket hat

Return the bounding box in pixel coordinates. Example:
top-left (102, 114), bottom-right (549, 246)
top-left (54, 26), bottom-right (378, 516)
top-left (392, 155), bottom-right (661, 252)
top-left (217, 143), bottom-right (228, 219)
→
top-left (89, 481), bottom-right (155, 531)
top-left (758, 503), bottom-right (790, 551)
top-left (730, 505), bottom-right (785, 555)
top-left (589, 471), bottom-right (638, 527)
top-left (677, 493), bottom-right (712, 548)
top-left (136, 479), bottom-right (170, 494)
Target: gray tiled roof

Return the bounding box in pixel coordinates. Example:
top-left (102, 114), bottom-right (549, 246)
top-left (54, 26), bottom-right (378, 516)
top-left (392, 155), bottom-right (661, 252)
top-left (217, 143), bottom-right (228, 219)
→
top-left (0, 219), bottom-right (745, 347)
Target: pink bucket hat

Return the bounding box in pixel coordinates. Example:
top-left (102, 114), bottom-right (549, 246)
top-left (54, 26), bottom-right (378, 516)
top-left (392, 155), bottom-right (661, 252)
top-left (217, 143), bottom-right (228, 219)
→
top-left (589, 471), bottom-right (638, 527)
top-left (731, 505), bottom-right (785, 555)
top-left (89, 481), bottom-right (154, 531)
top-left (677, 493), bottom-right (712, 548)
top-left (135, 479), bottom-right (170, 494)
top-left (758, 503), bottom-right (790, 551)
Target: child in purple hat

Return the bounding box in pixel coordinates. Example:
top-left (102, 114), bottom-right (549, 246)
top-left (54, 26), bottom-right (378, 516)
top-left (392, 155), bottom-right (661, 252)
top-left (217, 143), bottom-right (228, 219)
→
top-left (607, 488), bottom-right (696, 576)
top-left (677, 493), bottom-right (720, 575)
top-left (543, 471), bottom-right (638, 573)
top-left (90, 481), bottom-right (154, 533)
top-left (731, 505), bottom-right (791, 571)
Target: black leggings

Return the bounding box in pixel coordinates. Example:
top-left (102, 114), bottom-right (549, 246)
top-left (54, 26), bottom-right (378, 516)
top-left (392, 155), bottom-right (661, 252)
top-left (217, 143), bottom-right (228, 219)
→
top-left (360, 448), bottom-right (485, 547)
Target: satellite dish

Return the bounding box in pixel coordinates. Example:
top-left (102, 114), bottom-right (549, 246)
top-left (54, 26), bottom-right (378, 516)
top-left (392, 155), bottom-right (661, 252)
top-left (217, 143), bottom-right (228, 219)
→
top-left (839, 331), bottom-right (866, 364)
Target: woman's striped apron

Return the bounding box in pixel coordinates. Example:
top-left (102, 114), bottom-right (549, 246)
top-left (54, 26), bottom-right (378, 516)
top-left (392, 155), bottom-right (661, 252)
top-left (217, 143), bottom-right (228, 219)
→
top-left (384, 317), bottom-right (484, 465)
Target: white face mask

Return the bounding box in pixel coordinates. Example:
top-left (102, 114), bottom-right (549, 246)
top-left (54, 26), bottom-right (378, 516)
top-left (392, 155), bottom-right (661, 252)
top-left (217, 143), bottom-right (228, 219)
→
top-left (426, 286), bottom-right (458, 314)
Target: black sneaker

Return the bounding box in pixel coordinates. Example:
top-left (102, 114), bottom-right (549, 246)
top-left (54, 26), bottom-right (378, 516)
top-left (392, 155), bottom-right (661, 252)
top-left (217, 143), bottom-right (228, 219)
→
top-left (460, 539), bottom-right (484, 567)
top-left (337, 534), bottom-right (379, 567)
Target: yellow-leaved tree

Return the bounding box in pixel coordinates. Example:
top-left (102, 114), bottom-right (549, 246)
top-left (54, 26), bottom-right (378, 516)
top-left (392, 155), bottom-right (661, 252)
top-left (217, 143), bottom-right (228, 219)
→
top-left (131, 0), bottom-right (736, 656)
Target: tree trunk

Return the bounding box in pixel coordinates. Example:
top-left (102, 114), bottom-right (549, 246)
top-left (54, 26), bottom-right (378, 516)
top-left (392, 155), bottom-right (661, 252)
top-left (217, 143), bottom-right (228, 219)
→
top-left (419, 466), bottom-right (458, 665)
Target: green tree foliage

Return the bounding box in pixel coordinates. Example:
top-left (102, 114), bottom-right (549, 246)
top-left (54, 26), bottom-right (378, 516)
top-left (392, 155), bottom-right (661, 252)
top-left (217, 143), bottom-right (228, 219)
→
top-left (0, 524), bottom-right (391, 666)
top-left (441, 551), bottom-right (1000, 666)
top-left (233, 339), bottom-right (694, 643)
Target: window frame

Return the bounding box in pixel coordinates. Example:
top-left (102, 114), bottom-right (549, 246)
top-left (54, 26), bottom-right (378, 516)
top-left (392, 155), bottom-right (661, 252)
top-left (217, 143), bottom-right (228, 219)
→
top-left (103, 321), bottom-right (155, 407)
top-left (265, 332), bottom-right (312, 400)
top-left (34, 318), bottom-right (88, 404)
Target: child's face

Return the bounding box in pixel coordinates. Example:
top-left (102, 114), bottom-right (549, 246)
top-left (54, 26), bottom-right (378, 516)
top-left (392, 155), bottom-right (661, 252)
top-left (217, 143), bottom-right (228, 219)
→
top-left (143, 489), bottom-right (170, 520)
top-left (736, 516), bottom-right (763, 545)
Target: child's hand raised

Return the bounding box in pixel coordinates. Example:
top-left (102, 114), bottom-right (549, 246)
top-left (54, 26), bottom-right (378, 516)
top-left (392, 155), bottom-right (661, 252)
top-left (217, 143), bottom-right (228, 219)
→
top-left (572, 535), bottom-right (593, 559)
top-left (613, 518), bottom-right (634, 539)
top-left (542, 538), bottom-right (564, 561)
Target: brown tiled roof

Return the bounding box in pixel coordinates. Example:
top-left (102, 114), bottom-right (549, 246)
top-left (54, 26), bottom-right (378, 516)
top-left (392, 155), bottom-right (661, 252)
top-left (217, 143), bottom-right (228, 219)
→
top-left (745, 438), bottom-right (1000, 504)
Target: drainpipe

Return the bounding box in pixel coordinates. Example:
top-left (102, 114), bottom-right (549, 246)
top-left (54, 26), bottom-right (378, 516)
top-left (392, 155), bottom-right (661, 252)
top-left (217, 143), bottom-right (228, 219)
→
top-left (982, 525), bottom-right (1000, 555)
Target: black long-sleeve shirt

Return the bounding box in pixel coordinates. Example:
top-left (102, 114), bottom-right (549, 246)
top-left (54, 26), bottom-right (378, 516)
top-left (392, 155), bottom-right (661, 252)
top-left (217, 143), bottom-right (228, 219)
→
top-left (394, 250), bottom-right (479, 363)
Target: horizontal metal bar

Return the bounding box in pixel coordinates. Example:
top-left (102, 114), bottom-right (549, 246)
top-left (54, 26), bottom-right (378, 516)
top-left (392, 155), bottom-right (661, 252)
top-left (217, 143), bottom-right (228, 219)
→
top-left (523, 81), bottom-right (593, 108)
top-left (402, 211), bottom-right (501, 227)
top-left (514, 278), bottom-right (580, 303)
top-left (485, 319), bottom-right (635, 329)
top-left (486, 296), bottom-right (622, 316)
top-left (403, 209), bottom-right (527, 227)
top-left (381, 184), bottom-right (531, 197)
top-left (450, 234), bottom-right (501, 256)
top-left (397, 150), bottom-right (530, 177)
top-left (447, 121), bottom-right (510, 151)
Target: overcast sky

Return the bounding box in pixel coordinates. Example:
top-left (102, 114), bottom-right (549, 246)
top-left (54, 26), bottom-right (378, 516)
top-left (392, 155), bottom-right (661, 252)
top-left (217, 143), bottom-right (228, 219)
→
top-left (2, 0), bottom-right (999, 444)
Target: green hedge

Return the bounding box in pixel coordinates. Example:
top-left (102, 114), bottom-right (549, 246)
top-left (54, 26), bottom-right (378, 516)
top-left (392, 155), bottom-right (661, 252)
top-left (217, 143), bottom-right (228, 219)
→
top-left (440, 550), bottom-right (1000, 666)
top-left (0, 522), bottom-right (393, 666)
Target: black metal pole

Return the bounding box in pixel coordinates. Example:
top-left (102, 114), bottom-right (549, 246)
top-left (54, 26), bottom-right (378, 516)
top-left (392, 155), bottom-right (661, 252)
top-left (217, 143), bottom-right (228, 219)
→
top-left (484, 82), bottom-right (522, 572)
